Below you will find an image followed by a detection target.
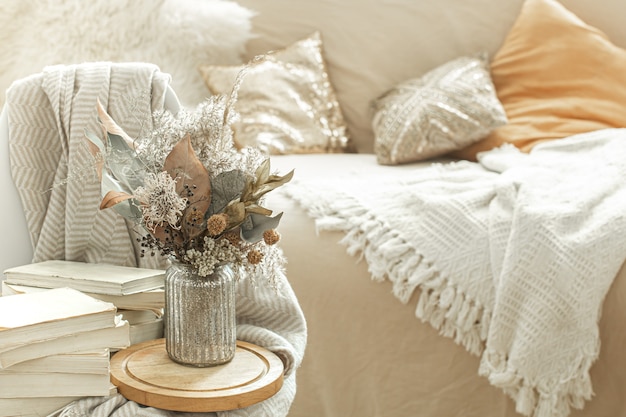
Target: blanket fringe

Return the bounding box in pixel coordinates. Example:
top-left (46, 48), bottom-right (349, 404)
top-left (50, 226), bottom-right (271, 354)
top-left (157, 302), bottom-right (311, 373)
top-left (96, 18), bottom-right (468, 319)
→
top-left (416, 282), bottom-right (486, 356)
top-left (480, 350), bottom-right (596, 417)
top-left (286, 185), bottom-right (490, 356)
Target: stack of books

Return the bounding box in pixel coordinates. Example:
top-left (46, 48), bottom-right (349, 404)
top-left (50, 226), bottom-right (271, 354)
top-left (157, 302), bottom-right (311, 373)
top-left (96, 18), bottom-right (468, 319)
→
top-left (2, 260), bottom-right (166, 346)
top-left (0, 287), bottom-right (128, 416)
top-left (0, 260), bottom-right (167, 416)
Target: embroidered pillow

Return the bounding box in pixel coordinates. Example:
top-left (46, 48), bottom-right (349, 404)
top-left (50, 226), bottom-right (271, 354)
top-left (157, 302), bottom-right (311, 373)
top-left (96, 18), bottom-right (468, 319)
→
top-left (199, 32), bottom-right (353, 155)
top-left (372, 55), bottom-right (507, 165)
top-left (451, 0), bottom-right (626, 161)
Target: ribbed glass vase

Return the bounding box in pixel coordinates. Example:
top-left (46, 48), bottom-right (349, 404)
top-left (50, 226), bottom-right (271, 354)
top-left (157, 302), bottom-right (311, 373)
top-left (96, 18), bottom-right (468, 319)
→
top-left (164, 261), bottom-right (236, 367)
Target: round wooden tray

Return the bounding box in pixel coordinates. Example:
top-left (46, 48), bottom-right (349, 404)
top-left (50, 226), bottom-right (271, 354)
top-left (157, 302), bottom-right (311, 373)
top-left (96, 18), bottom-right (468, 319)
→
top-left (110, 338), bottom-right (284, 412)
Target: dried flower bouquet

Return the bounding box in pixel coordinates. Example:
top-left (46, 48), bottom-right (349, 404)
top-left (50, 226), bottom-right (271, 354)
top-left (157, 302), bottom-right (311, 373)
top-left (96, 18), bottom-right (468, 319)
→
top-left (84, 69), bottom-right (293, 286)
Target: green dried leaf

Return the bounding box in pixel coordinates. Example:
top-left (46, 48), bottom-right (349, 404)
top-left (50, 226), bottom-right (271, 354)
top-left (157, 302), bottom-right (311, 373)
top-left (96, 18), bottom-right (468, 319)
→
top-left (106, 133), bottom-right (145, 190)
top-left (206, 169), bottom-right (247, 217)
top-left (84, 129), bottom-right (105, 153)
top-left (97, 99), bottom-right (135, 149)
top-left (241, 212), bottom-right (283, 243)
top-left (100, 174), bottom-right (143, 223)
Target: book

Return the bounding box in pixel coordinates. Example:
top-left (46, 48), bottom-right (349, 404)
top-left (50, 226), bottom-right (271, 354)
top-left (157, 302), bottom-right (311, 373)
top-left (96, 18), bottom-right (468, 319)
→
top-left (2, 281), bottom-right (165, 312)
top-left (0, 385), bottom-right (116, 417)
top-left (1, 349), bottom-right (110, 375)
top-left (119, 308), bottom-right (162, 324)
top-left (0, 396), bottom-right (82, 417)
top-left (0, 287), bottom-right (117, 350)
top-left (0, 317), bottom-right (129, 369)
top-left (3, 260), bottom-right (165, 296)
top-left (130, 317), bottom-right (164, 345)
top-left (0, 371), bottom-right (113, 397)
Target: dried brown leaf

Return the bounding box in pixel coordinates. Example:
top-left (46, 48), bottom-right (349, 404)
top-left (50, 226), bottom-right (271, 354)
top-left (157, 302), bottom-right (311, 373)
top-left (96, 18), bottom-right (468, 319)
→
top-left (96, 99), bottom-right (135, 150)
top-left (100, 190), bottom-right (134, 210)
top-left (163, 135), bottom-right (211, 239)
top-left (224, 200), bottom-right (246, 229)
top-left (255, 158), bottom-right (271, 185)
top-left (82, 135), bottom-right (103, 182)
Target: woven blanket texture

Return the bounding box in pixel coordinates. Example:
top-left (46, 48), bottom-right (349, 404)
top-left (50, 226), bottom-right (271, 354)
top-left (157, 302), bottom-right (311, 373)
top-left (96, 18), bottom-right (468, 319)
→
top-left (282, 129), bottom-right (626, 417)
top-left (5, 63), bottom-right (306, 417)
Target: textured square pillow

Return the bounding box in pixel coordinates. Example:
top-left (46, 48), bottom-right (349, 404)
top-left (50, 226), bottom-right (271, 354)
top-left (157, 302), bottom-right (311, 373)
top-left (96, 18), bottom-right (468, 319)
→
top-left (451, 0), bottom-right (626, 161)
top-left (371, 55), bottom-right (507, 165)
top-left (199, 32), bottom-right (353, 155)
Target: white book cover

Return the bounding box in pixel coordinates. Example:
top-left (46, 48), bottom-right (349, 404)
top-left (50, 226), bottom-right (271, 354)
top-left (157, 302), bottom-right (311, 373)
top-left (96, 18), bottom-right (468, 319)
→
top-left (0, 371), bottom-right (112, 397)
top-left (1, 348), bottom-right (110, 375)
top-left (0, 396), bottom-right (81, 417)
top-left (129, 317), bottom-right (164, 345)
top-left (0, 385), bottom-right (116, 417)
top-left (0, 287), bottom-right (117, 350)
top-left (120, 308), bottom-right (162, 325)
top-left (0, 318), bottom-right (129, 369)
top-left (3, 260), bottom-right (165, 295)
top-left (2, 281), bottom-right (165, 312)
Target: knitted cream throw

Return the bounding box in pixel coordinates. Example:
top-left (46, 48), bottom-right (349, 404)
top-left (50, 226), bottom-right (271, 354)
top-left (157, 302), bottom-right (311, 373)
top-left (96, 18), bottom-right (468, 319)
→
top-left (6, 63), bottom-right (306, 417)
top-left (283, 129), bottom-right (626, 417)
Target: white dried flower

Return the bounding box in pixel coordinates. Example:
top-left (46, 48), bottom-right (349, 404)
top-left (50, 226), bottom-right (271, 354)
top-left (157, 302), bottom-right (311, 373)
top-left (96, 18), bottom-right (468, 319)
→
top-left (134, 171), bottom-right (187, 231)
top-left (183, 237), bottom-right (243, 277)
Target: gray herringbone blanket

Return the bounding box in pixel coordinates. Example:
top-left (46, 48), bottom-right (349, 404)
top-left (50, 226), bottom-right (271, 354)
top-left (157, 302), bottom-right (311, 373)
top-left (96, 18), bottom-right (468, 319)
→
top-left (5, 62), bottom-right (306, 417)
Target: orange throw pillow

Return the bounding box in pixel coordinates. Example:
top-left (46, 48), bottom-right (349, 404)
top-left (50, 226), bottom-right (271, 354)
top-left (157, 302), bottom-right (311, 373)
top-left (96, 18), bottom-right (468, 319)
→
top-left (451, 0), bottom-right (626, 161)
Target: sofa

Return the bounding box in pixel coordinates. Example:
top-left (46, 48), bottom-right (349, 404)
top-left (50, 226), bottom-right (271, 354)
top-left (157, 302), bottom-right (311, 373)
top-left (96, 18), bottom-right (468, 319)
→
top-left (233, 1), bottom-right (626, 417)
top-left (2, 1), bottom-right (626, 417)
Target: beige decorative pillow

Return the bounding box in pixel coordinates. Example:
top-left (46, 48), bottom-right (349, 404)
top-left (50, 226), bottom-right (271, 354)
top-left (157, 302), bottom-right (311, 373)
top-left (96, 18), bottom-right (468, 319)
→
top-left (199, 32), bottom-right (353, 155)
top-left (372, 55), bottom-right (507, 165)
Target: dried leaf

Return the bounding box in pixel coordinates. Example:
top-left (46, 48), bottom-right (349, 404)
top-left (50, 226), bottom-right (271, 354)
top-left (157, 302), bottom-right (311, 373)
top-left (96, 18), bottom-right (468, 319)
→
top-left (241, 212), bottom-right (283, 243)
top-left (245, 204), bottom-right (272, 216)
top-left (96, 98), bottom-right (135, 149)
top-left (83, 130), bottom-right (104, 182)
top-left (99, 173), bottom-right (142, 223)
top-left (255, 158), bottom-right (271, 185)
top-left (84, 129), bottom-right (105, 153)
top-left (224, 200), bottom-right (246, 229)
top-left (106, 133), bottom-right (145, 190)
top-left (112, 199), bottom-right (143, 224)
top-left (240, 176), bottom-right (255, 202)
top-left (163, 135), bottom-right (211, 199)
top-left (206, 169), bottom-right (247, 217)
top-left (152, 224), bottom-right (183, 247)
top-left (251, 169), bottom-right (294, 200)
top-left (181, 204), bottom-right (206, 240)
top-left (163, 135), bottom-right (211, 238)
top-left (100, 190), bottom-right (134, 210)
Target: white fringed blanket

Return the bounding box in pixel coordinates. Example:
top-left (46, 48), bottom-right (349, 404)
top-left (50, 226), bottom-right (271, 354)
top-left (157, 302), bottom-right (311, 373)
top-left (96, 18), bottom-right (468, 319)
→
top-left (282, 129), bottom-right (626, 417)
